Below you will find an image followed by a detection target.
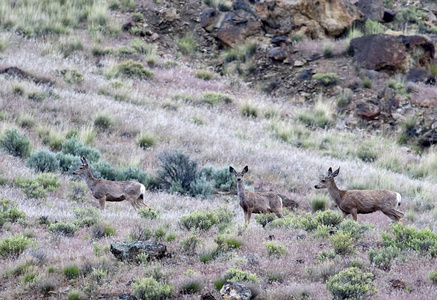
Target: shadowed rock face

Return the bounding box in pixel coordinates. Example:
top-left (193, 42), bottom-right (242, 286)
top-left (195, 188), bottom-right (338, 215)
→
top-left (350, 34), bottom-right (435, 73)
top-left (355, 0), bottom-right (384, 21)
top-left (110, 241), bottom-right (167, 262)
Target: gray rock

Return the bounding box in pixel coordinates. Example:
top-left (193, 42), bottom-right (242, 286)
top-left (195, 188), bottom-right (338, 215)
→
top-left (110, 241), bottom-right (167, 262)
top-left (220, 282), bottom-right (252, 300)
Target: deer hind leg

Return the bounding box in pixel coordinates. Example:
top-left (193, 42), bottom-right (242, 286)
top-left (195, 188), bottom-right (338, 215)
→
top-left (383, 209), bottom-right (403, 222)
top-left (350, 209), bottom-right (358, 221)
top-left (98, 197), bottom-right (106, 211)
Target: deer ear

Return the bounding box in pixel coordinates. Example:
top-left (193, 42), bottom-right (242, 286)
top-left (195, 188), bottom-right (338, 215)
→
top-left (332, 167), bottom-right (340, 177)
top-left (242, 166), bottom-right (248, 174)
top-left (229, 166), bottom-right (235, 174)
top-left (327, 167), bottom-right (333, 177)
top-left (82, 157), bottom-right (88, 165)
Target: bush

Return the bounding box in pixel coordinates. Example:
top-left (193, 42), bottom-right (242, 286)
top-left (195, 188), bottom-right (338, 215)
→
top-left (26, 150), bottom-right (59, 172)
top-left (73, 207), bottom-right (100, 227)
top-left (365, 19), bottom-right (386, 34)
top-left (60, 136), bottom-right (101, 163)
top-left (90, 222), bottom-right (115, 239)
top-left (326, 267), bottom-right (377, 300)
top-left (200, 248), bottom-right (222, 263)
top-left (48, 222), bottom-right (78, 236)
top-left (382, 223), bottom-right (437, 256)
top-left (180, 210), bottom-right (220, 232)
top-left (176, 33), bottom-right (197, 55)
top-left (92, 160), bottom-right (117, 180)
top-left (180, 235), bottom-right (202, 255)
top-left (313, 73), bottom-right (340, 86)
top-left (60, 69), bottom-right (84, 84)
top-left (115, 60), bottom-right (154, 79)
top-left (315, 210), bottom-right (343, 227)
top-left (368, 246), bottom-right (400, 270)
top-left (429, 270), bottom-right (437, 284)
top-left (225, 267), bottom-right (259, 283)
top-left (28, 91), bottom-right (48, 101)
top-left (240, 103), bottom-right (258, 118)
top-left (264, 241), bottom-right (288, 257)
top-left (196, 70), bottom-right (213, 81)
top-left (132, 277), bottom-right (173, 300)
top-left (180, 279), bottom-right (203, 294)
top-left (67, 290), bottom-right (87, 300)
top-left (226, 237), bottom-right (242, 249)
top-left (138, 207), bottom-right (159, 219)
top-left (330, 232), bottom-right (355, 255)
top-left (0, 234), bottom-right (34, 258)
top-left (16, 173), bottom-right (60, 199)
top-left (116, 166), bottom-right (148, 185)
top-left (131, 12), bottom-right (144, 22)
top-left (62, 265), bottom-right (80, 280)
top-left (0, 129), bottom-right (32, 158)
top-left (156, 150), bottom-right (198, 195)
top-left (189, 175), bottom-right (213, 198)
top-left (255, 213), bottom-right (278, 227)
top-left (202, 92), bottom-right (233, 105)
top-left (138, 133), bottom-right (156, 149)
top-left (0, 198), bottom-right (26, 227)
top-left (310, 193), bottom-right (329, 212)
top-left (94, 114), bottom-right (114, 131)
top-left (201, 166), bottom-right (235, 191)
top-left (338, 219), bottom-right (374, 240)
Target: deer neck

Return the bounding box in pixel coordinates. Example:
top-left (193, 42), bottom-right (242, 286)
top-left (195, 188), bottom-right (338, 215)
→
top-left (82, 169), bottom-right (98, 190)
top-left (236, 180), bottom-right (246, 203)
top-left (327, 180), bottom-right (344, 206)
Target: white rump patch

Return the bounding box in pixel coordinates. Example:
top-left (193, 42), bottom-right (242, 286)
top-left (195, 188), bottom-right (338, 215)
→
top-left (396, 192), bottom-right (401, 206)
top-left (140, 184), bottom-right (146, 197)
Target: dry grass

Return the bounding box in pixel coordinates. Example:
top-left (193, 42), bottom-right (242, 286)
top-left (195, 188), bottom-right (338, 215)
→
top-left (1, 6), bottom-right (437, 300)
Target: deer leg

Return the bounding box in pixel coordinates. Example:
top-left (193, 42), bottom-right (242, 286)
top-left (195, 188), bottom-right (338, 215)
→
top-left (138, 197), bottom-right (152, 211)
top-left (350, 209), bottom-right (358, 221)
top-left (98, 197), bottom-right (106, 211)
top-left (246, 210), bottom-right (252, 224)
top-left (129, 199), bottom-right (140, 211)
top-left (275, 211), bottom-right (283, 218)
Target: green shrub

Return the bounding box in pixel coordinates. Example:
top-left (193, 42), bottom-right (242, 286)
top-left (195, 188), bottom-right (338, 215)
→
top-left (37, 277), bottom-right (57, 297)
top-left (0, 129), bottom-right (32, 158)
top-left (131, 12), bottom-right (144, 22)
top-left (73, 207), bottom-right (100, 227)
top-left (17, 114), bottom-right (36, 129)
top-left (201, 166), bottom-right (236, 191)
top-left (225, 267), bottom-right (258, 283)
top-left (58, 37), bottom-right (84, 57)
top-left (0, 234), bottom-right (34, 258)
top-left (60, 136), bottom-right (101, 163)
top-left (264, 241), bottom-right (288, 257)
top-left (166, 232), bottom-right (177, 242)
top-left (336, 89), bottom-right (353, 108)
top-left (26, 150), bottom-right (59, 172)
top-left (315, 224), bottom-right (332, 238)
top-left (317, 250), bottom-right (337, 261)
top-left (326, 267), bottom-right (377, 300)
top-left (116, 166), bottom-right (148, 185)
top-left (255, 213), bottom-right (278, 227)
top-left (429, 270), bottom-right (437, 284)
top-left (180, 279), bottom-right (203, 294)
top-left (48, 221), bottom-right (78, 236)
top-left (189, 175), bottom-right (214, 198)
top-left (202, 92), bottom-right (233, 105)
top-left (200, 248), bottom-right (221, 263)
top-left (138, 133), bottom-right (156, 149)
top-left (94, 113), bottom-right (114, 131)
top-left (313, 73), bottom-right (340, 86)
top-left (180, 235), bottom-right (202, 255)
top-left (67, 290), bottom-right (87, 300)
top-left (337, 219), bottom-right (374, 240)
top-left (0, 198), bottom-right (26, 227)
top-left (115, 60), bottom-right (154, 79)
top-left (138, 207), bottom-right (159, 219)
top-left (28, 91), bottom-right (48, 101)
top-left (368, 246), bottom-right (400, 270)
top-left (60, 69), bottom-right (84, 84)
top-left (16, 173), bottom-right (60, 199)
top-left (214, 278), bottom-right (227, 291)
top-left (23, 273), bottom-right (36, 284)
top-left (310, 193), bottom-right (329, 212)
top-left (267, 272), bottom-right (284, 283)
top-left (226, 237), bottom-right (242, 249)
top-left (240, 103), bottom-right (258, 118)
top-left (132, 277), bottom-right (173, 300)
top-left (315, 210), bottom-right (343, 227)
top-left (92, 160), bottom-right (117, 180)
top-left (90, 222), bottom-right (115, 239)
top-left (330, 232), bottom-right (355, 255)
top-left (196, 70), bottom-right (213, 81)
top-left (62, 265), bottom-right (80, 280)
top-left (180, 210), bottom-right (220, 232)
top-left (156, 150), bottom-right (198, 195)
top-left (176, 33), bottom-right (197, 55)
top-left (323, 44), bottom-right (334, 58)
top-left (68, 181), bottom-right (88, 202)
top-left (362, 78), bottom-right (372, 89)
top-left (382, 223), bottom-right (437, 256)
top-left (365, 19), bottom-right (386, 34)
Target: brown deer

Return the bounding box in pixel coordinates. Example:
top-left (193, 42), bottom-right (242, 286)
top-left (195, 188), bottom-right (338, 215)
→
top-left (314, 167), bottom-right (404, 222)
top-left (230, 166), bottom-right (283, 224)
top-left (73, 157), bottom-right (151, 212)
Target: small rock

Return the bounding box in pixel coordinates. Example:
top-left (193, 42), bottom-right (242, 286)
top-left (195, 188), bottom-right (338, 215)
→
top-left (294, 60), bottom-right (305, 67)
top-left (220, 282), bottom-right (252, 300)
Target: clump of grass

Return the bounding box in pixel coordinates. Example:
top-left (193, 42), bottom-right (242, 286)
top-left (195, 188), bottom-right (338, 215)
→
top-left (196, 70), bottom-right (214, 81)
top-left (48, 221), bottom-right (78, 236)
top-left (323, 43), bottom-right (334, 58)
top-left (138, 132), bottom-right (156, 149)
top-left (365, 19), bottom-right (386, 34)
top-left (94, 113), bottom-right (114, 131)
top-left (60, 69), bottom-right (84, 84)
top-left (12, 82), bottom-right (26, 96)
top-left (330, 232), bottom-right (355, 255)
top-left (16, 173), bottom-right (60, 199)
top-left (362, 78), bottom-right (372, 89)
top-left (297, 99), bottom-right (335, 129)
top-left (131, 12), bottom-right (144, 22)
top-left (429, 271), bottom-right (437, 284)
top-left (73, 207), bottom-right (100, 227)
top-left (0, 128), bottom-right (32, 158)
top-left (58, 37), bottom-right (84, 57)
top-left (180, 207), bottom-right (233, 232)
top-left (180, 279), bottom-right (203, 294)
top-left (0, 234), bottom-right (35, 258)
top-left (138, 207), bottom-right (159, 219)
top-left (368, 245), bottom-right (400, 270)
top-left (312, 73), bottom-right (340, 86)
top-left (240, 103), bottom-right (258, 118)
top-left (201, 92), bottom-right (233, 105)
top-left (255, 213), bottom-right (278, 227)
top-left (0, 37), bottom-right (9, 52)
top-left (28, 90), bottom-right (48, 101)
top-left (180, 235), bottom-right (202, 255)
top-left (264, 241), bottom-right (288, 257)
top-left (17, 113), bottom-right (36, 129)
top-left (224, 267), bottom-right (259, 283)
top-left (310, 193), bottom-right (329, 212)
top-left (62, 265), bottom-right (80, 280)
top-left (108, 60), bottom-right (154, 79)
top-left (177, 33), bottom-right (197, 55)
top-left (132, 276), bottom-right (173, 300)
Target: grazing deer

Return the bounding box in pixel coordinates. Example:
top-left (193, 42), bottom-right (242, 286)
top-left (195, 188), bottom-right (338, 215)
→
top-left (230, 166), bottom-right (283, 224)
top-left (314, 167), bottom-right (404, 222)
top-left (73, 157), bottom-right (151, 212)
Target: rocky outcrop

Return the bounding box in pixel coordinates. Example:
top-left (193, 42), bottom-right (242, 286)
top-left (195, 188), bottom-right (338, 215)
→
top-left (110, 241), bottom-right (168, 262)
top-left (350, 34), bottom-right (435, 73)
top-left (220, 282), bottom-right (252, 300)
top-left (355, 0), bottom-right (384, 21)
top-left (406, 68), bottom-right (435, 84)
top-left (201, 0), bottom-right (363, 47)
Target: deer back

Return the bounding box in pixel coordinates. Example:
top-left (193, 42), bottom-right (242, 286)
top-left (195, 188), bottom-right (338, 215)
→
top-left (243, 190), bottom-right (282, 213)
top-left (340, 189), bottom-right (398, 213)
top-left (92, 179), bottom-right (142, 200)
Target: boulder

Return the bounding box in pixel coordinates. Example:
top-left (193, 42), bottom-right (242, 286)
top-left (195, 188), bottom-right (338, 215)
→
top-left (350, 34), bottom-right (435, 73)
top-left (110, 241), bottom-right (167, 262)
top-left (355, 100), bottom-right (381, 120)
top-left (420, 129), bottom-right (437, 147)
top-left (406, 68), bottom-right (435, 84)
top-left (268, 47), bottom-right (289, 62)
top-left (220, 282), bottom-right (252, 300)
top-left (355, 0), bottom-right (384, 21)
top-left (383, 9), bottom-right (396, 22)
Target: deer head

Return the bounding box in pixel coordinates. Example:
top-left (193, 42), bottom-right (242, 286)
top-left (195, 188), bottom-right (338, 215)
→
top-left (73, 156), bottom-right (90, 176)
top-left (314, 167), bottom-right (340, 189)
top-left (229, 166), bottom-right (248, 183)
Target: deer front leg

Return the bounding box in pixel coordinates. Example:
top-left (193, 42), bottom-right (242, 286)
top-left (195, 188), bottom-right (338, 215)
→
top-left (350, 208), bottom-right (358, 221)
top-left (246, 210), bottom-right (252, 224)
top-left (98, 197), bottom-right (106, 211)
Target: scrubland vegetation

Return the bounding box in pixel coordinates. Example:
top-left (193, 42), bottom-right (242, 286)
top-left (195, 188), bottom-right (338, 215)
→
top-left (0, 0), bottom-right (437, 299)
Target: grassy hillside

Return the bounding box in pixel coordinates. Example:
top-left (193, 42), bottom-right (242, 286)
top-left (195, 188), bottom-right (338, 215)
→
top-left (0, 1), bottom-right (437, 299)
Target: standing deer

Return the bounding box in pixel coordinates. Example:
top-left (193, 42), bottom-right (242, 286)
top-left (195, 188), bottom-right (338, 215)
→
top-left (230, 166), bottom-right (283, 224)
top-left (73, 157), bottom-right (151, 212)
top-left (314, 167), bottom-right (404, 222)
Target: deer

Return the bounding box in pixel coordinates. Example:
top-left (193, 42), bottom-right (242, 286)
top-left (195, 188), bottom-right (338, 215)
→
top-left (230, 166), bottom-right (283, 224)
top-left (314, 167), bottom-right (404, 222)
top-left (73, 157), bottom-right (151, 212)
